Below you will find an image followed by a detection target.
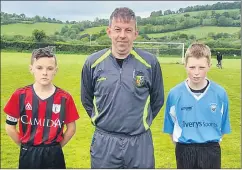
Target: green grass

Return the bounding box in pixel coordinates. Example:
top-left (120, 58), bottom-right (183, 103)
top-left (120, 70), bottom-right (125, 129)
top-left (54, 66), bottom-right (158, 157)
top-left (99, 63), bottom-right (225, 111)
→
top-left (1, 23), bottom-right (107, 37)
top-left (177, 9), bottom-right (239, 18)
top-left (1, 52), bottom-right (240, 168)
top-left (147, 26), bottom-right (240, 39)
top-left (79, 26), bottom-right (107, 36)
top-left (154, 9), bottom-right (239, 19)
top-left (1, 22), bottom-right (65, 36)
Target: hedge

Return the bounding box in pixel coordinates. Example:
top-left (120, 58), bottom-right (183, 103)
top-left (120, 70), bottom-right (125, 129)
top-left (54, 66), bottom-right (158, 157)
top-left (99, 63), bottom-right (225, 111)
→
top-left (0, 41), bottom-right (109, 54)
top-left (1, 41), bottom-right (241, 57)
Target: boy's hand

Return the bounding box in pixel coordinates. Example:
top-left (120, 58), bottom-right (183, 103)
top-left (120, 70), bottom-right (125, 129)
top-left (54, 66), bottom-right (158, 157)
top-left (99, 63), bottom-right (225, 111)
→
top-left (5, 124), bottom-right (21, 146)
top-left (60, 122), bottom-right (76, 148)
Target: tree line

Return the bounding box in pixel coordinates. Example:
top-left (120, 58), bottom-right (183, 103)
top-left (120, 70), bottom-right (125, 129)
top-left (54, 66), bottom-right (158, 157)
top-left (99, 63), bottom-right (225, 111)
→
top-left (150, 1), bottom-right (240, 16)
top-left (1, 1), bottom-right (241, 50)
top-left (53, 9), bottom-right (240, 42)
top-left (138, 10), bottom-right (240, 34)
top-left (1, 1), bottom-right (240, 27)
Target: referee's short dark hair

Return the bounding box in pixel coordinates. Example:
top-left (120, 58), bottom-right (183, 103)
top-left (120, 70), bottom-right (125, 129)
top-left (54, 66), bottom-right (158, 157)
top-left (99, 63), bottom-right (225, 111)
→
top-left (31, 46), bottom-right (57, 65)
top-left (109, 7), bottom-right (137, 29)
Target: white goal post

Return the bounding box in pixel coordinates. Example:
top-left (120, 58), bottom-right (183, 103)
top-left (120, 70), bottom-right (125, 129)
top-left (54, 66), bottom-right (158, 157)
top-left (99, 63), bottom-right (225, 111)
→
top-left (133, 41), bottom-right (185, 64)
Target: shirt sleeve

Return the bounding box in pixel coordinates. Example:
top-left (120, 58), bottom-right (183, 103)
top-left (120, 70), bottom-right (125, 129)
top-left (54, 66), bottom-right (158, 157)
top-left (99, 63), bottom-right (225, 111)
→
top-left (221, 91), bottom-right (231, 134)
top-left (4, 90), bottom-right (20, 119)
top-left (150, 59), bottom-right (164, 119)
top-left (163, 92), bottom-right (174, 134)
top-left (81, 59), bottom-right (94, 118)
top-left (64, 95), bottom-right (79, 124)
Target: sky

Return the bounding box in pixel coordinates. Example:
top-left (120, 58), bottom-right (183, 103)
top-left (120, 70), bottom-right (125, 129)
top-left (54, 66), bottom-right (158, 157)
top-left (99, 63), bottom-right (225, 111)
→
top-left (1, 1), bottom-right (235, 22)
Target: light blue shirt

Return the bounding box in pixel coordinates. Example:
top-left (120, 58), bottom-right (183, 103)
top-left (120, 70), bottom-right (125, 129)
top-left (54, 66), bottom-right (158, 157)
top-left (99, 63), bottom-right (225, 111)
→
top-left (163, 79), bottom-right (231, 143)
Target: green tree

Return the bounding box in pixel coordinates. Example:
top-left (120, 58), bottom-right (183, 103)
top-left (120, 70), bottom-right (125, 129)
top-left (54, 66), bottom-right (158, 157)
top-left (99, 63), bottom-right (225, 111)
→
top-left (60, 25), bottom-right (69, 35)
top-left (179, 33), bottom-right (188, 40)
top-left (32, 29), bottom-right (46, 42)
top-left (34, 15), bottom-right (41, 22)
top-left (42, 16), bottom-right (47, 22)
top-left (70, 33), bottom-right (77, 39)
top-left (218, 16), bottom-right (233, 26)
top-left (184, 14), bottom-right (190, 18)
top-left (19, 13), bottom-right (26, 19)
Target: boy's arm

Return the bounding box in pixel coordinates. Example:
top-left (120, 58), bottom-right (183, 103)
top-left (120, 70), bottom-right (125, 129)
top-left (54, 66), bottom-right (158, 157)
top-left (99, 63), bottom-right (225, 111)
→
top-left (163, 93), bottom-right (175, 143)
top-left (4, 90), bottom-right (21, 146)
top-left (61, 94), bottom-right (79, 147)
top-left (150, 60), bottom-right (164, 119)
top-left (221, 91), bottom-right (231, 135)
top-left (5, 124), bottom-right (21, 146)
top-left (60, 122), bottom-right (76, 147)
top-left (81, 60), bottom-right (94, 118)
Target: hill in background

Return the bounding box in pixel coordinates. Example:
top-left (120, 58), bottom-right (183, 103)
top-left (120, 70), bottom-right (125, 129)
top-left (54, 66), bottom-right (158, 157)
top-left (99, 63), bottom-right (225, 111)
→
top-left (1, 1), bottom-right (241, 52)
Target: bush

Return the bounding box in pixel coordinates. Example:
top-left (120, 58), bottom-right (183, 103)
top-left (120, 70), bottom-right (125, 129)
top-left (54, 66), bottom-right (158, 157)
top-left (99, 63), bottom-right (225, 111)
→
top-left (0, 40), bottom-right (109, 54)
top-left (211, 48), bottom-right (241, 57)
top-left (1, 40), bottom-right (240, 57)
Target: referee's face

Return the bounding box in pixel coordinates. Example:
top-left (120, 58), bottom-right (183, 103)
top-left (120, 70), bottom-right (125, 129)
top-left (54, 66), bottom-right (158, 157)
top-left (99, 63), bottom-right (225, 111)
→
top-left (107, 18), bottom-right (138, 58)
top-left (185, 57), bottom-right (211, 87)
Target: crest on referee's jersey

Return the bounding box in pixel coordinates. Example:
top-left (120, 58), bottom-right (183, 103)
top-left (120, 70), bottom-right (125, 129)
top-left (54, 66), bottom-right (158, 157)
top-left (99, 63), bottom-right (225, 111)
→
top-left (52, 104), bottom-right (61, 114)
top-left (210, 103), bottom-right (217, 113)
top-left (135, 75), bottom-right (145, 87)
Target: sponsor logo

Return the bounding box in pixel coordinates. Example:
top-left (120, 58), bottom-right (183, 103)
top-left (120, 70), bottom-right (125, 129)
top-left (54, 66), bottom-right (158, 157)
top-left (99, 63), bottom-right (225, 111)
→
top-left (52, 104), bottom-right (61, 114)
top-left (210, 103), bottom-right (217, 113)
top-left (20, 115), bottom-right (63, 128)
top-left (182, 121), bottom-right (218, 128)
top-left (135, 75), bottom-right (145, 87)
top-left (25, 103), bottom-right (32, 110)
top-left (181, 106), bottom-right (193, 111)
top-left (97, 77), bottom-right (107, 82)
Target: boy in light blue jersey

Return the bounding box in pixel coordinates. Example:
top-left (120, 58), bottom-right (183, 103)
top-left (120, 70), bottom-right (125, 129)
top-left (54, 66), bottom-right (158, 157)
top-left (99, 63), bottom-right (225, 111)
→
top-left (163, 42), bottom-right (231, 169)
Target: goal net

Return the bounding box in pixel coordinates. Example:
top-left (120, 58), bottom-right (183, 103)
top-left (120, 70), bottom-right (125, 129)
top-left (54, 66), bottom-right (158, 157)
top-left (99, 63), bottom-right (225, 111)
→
top-left (133, 42), bottom-right (185, 64)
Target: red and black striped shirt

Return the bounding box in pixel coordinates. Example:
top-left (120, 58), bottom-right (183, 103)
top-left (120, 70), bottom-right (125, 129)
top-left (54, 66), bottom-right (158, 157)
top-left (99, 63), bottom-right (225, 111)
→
top-left (4, 85), bottom-right (79, 146)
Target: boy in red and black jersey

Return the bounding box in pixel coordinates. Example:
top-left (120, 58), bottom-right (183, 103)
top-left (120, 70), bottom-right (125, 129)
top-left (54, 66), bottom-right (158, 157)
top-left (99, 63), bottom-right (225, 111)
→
top-left (4, 46), bottom-right (79, 169)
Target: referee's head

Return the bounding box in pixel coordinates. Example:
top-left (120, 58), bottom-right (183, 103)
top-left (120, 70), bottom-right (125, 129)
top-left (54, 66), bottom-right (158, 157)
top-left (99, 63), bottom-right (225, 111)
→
top-left (109, 7), bottom-right (137, 30)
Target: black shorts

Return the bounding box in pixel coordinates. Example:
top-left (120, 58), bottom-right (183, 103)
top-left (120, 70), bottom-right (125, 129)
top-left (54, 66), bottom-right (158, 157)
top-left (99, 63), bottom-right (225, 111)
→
top-left (19, 143), bottom-right (66, 169)
top-left (175, 142), bottom-right (221, 169)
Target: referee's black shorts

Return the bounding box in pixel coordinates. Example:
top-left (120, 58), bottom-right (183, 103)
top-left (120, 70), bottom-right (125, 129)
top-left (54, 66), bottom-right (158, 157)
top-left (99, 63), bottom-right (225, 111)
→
top-left (19, 143), bottom-right (66, 169)
top-left (175, 142), bottom-right (221, 169)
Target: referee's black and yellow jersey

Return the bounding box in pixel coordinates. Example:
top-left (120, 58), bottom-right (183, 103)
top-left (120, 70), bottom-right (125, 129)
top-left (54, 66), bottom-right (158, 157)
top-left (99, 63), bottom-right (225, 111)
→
top-left (81, 48), bottom-right (164, 135)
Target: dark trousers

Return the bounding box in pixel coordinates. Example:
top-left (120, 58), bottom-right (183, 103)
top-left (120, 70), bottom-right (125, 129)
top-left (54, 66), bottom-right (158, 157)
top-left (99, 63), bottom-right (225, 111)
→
top-left (217, 60), bottom-right (222, 68)
top-left (19, 143), bottom-right (66, 169)
top-left (175, 142), bottom-right (221, 169)
top-left (91, 128), bottom-right (155, 169)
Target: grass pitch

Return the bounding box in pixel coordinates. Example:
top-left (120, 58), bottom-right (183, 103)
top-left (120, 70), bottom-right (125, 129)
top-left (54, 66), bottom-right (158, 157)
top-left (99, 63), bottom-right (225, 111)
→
top-left (1, 52), bottom-right (240, 168)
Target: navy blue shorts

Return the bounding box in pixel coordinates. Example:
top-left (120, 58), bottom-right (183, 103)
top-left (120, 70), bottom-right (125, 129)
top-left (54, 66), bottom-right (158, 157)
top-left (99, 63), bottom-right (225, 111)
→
top-left (19, 143), bottom-right (66, 169)
top-left (175, 142), bottom-right (221, 169)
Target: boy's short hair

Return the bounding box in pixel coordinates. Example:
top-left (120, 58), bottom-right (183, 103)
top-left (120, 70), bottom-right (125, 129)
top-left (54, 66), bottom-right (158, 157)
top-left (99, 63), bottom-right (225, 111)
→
top-left (31, 46), bottom-right (57, 65)
top-left (185, 42), bottom-right (211, 65)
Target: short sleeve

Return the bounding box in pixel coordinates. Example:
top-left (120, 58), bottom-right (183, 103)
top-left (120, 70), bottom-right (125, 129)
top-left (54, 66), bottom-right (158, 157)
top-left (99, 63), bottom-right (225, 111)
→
top-left (221, 91), bottom-right (231, 134)
top-left (163, 92), bottom-right (175, 134)
top-left (4, 90), bottom-right (20, 119)
top-left (64, 95), bottom-right (79, 124)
